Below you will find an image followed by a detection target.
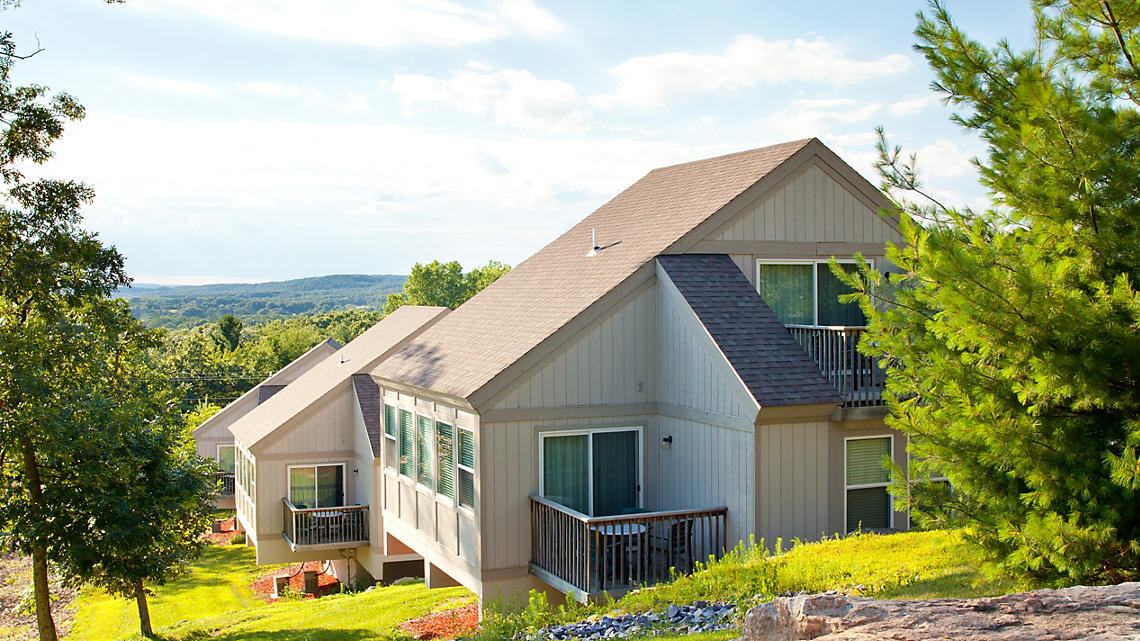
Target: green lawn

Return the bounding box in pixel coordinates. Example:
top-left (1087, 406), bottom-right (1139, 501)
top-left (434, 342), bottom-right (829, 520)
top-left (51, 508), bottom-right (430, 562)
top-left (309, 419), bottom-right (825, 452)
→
top-left (67, 544), bottom-right (474, 641)
top-left (71, 529), bottom-right (1014, 641)
top-left (477, 528), bottom-right (1018, 640)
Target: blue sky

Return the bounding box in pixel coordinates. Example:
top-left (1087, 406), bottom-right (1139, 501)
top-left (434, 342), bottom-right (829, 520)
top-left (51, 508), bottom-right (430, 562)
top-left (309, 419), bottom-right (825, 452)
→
top-left (6, 0), bottom-right (1032, 284)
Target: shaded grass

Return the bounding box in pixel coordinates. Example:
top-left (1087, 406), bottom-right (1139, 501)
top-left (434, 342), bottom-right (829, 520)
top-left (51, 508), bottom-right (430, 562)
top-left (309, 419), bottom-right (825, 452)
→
top-left (68, 545), bottom-right (474, 641)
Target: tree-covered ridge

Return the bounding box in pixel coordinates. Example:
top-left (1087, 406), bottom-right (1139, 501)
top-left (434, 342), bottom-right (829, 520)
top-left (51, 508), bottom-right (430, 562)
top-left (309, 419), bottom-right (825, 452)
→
top-left (117, 274), bottom-right (406, 328)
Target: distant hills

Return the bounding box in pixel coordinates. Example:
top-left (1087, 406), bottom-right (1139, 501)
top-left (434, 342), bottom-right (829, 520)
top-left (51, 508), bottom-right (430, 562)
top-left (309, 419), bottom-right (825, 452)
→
top-left (117, 274), bottom-right (406, 328)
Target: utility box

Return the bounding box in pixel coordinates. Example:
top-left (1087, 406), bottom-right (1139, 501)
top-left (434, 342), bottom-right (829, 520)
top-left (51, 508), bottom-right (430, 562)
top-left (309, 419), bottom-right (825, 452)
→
top-left (302, 570), bottom-right (319, 595)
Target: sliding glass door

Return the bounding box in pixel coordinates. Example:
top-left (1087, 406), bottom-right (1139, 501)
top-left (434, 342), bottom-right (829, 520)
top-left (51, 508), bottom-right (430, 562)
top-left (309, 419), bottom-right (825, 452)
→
top-left (288, 464), bottom-right (344, 509)
top-left (541, 428), bottom-right (640, 516)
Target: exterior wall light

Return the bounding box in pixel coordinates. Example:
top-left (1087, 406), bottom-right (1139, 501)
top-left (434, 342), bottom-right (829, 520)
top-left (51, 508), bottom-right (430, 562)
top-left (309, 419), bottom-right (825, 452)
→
top-left (662, 435), bottom-right (673, 449)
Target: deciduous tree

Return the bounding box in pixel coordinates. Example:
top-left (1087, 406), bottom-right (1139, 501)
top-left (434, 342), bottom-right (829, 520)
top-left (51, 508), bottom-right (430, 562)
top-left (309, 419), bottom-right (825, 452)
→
top-left (383, 259), bottom-right (510, 314)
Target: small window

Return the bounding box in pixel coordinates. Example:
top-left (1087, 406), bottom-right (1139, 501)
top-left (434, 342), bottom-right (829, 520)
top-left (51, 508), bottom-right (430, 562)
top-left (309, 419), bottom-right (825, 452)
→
top-left (436, 422), bottom-right (455, 501)
top-left (217, 445), bottom-right (236, 474)
top-left (383, 404), bottom-right (398, 470)
top-left (288, 464), bottom-right (344, 509)
top-left (416, 415), bottom-right (433, 488)
top-left (457, 428), bottom-right (475, 510)
top-left (846, 437), bottom-right (892, 532)
top-left (399, 409), bottom-right (414, 478)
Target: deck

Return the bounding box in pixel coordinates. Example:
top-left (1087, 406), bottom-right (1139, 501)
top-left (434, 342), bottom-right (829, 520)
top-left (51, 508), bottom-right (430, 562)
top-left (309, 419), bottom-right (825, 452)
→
top-left (529, 495), bottom-right (727, 601)
top-left (281, 500), bottom-right (369, 552)
top-left (786, 325), bottom-right (886, 407)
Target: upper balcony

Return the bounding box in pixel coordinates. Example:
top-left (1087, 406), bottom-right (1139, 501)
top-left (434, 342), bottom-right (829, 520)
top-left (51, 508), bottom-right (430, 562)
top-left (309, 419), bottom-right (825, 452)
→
top-left (281, 500), bottom-right (369, 552)
top-left (215, 472), bottom-right (235, 498)
top-left (786, 325), bottom-right (886, 408)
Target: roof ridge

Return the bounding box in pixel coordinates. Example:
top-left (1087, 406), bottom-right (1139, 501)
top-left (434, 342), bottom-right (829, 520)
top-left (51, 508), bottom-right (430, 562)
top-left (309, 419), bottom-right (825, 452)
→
top-left (648, 138), bottom-right (815, 173)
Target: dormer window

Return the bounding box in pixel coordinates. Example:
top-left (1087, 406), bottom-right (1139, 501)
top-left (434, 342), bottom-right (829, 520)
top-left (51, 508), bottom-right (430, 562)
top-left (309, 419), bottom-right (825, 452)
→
top-left (756, 259), bottom-right (869, 327)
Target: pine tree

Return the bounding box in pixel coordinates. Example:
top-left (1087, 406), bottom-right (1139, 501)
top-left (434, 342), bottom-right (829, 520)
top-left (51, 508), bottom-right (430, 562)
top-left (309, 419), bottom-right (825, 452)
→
top-left (851, 0), bottom-right (1140, 585)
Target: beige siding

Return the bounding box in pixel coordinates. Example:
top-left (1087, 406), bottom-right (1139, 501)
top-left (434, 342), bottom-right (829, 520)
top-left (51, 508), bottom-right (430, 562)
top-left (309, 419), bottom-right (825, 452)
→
top-left (713, 163), bottom-right (900, 245)
top-left (647, 415), bottom-right (754, 549)
top-left (754, 421), bottom-right (833, 547)
top-left (253, 388), bottom-right (360, 541)
top-left (378, 387), bottom-right (480, 583)
top-left (491, 285), bottom-right (656, 410)
top-left (479, 414), bottom-right (654, 571)
top-left (350, 385), bottom-right (383, 557)
top-left (194, 394), bottom-right (256, 460)
top-left (656, 265), bottom-right (756, 419)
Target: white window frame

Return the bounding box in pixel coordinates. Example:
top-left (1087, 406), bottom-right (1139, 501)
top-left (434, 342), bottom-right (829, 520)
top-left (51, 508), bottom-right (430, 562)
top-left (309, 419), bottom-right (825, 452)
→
top-left (755, 258), bottom-right (874, 327)
top-left (216, 443), bottom-right (236, 474)
top-left (538, 426), bottom-right (643, 517)
top-left (286, 462), bottom-right (347, 509)
top-left (843, 434), bottom-right (894, 533)
top-left (383, 404), bottom-right (398, 476)
top-left (397, 408), bottom-right (415, 481)
top-left (433, 419), bottom-right (456, 507)
top-left (456, 426), bottom-right (476, 514)
top-left (414, 413), bottom-right (435, 494)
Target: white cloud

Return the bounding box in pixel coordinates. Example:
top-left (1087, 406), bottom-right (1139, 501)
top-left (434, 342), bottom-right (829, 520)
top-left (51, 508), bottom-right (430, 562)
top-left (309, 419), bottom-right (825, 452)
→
top-left (790, 97), bottom-right (858, 109)
top-left (339, 92), bottom-right (371, 112)
top-left (123, 74), bottom-right (214, 96)
top-left (765, 102), bottom-right (882, 138)
top-left (915, 139), bottom-right (975, 178)
top-left (392, 67), bottom-right (589, 133)
top-left (889, 94), bottom-right (938, 116)
top-left (145, 0), bottom-right (565, 49)
top-left (238, 81), bottom-right (324, 100)
top-left (592, 35), bottom-right (911, 108)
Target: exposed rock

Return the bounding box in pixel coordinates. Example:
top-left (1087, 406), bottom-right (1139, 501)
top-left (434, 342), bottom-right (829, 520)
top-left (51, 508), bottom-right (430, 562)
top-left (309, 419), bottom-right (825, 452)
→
top-left (740, 582), bottom-right (1140, 641)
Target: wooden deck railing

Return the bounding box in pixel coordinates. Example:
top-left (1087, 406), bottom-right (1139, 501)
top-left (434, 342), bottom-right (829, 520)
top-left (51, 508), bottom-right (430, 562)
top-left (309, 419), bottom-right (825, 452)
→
top-left (215, 472), bottom-right (235, 497)
top-left (530, 495), bottom-right (727, 598)
top-left (282, 499), bottom-right (369, 549)
top-left (786, 325), bottom-right (886, 408)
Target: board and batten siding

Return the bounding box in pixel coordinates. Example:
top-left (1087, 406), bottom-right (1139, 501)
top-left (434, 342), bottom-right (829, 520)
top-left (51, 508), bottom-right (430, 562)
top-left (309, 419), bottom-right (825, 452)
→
top-left (491, 283), bottom-right (656, 410)
top-left (479, 414), bottom-right (654, 572)
top-left (349, 384), bottom-right (384, 572)
top-left (379, 387), bottom-right (480, 584)
top-left (254, 387), bottom-right (359, 540)
top-left (194, 393), bottom-right (256, 460)
top-left (754, 421), bottom-right (833, 546)
top-left (713, 162), bottom-right (900, 245)
top-left (655, 267), bottom-right (755, 420)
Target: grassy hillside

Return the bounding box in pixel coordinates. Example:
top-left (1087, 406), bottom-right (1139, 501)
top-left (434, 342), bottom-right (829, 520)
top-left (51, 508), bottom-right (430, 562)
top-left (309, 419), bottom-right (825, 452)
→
top-left (116, 274), bottom-right (405, 328)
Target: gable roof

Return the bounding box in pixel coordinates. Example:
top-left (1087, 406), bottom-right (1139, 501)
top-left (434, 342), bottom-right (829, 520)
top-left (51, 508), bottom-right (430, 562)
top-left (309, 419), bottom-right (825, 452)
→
top-left (192, 337), bottom-right (342, 438)
top-left (351, 374), bottom-right (382, 457)
top-left (231, 305), bottom-right (449, 451)
top-left (372, 138), bottom-right (816, 400)
top-left (656, 254), bottom-right (840, 408)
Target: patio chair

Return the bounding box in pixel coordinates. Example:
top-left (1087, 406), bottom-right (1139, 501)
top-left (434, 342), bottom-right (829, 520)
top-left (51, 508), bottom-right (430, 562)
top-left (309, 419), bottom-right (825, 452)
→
top-left (649, 517), bottom-right (695, 577)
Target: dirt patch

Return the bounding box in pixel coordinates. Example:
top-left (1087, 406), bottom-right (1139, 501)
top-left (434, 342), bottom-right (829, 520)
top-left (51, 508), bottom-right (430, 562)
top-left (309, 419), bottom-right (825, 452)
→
top-left (250, 562), bottom-right (340, 603)
top-left (0, 553), bottom-right (77, 641)
top-left (398, 604), bottom-right (479, 640)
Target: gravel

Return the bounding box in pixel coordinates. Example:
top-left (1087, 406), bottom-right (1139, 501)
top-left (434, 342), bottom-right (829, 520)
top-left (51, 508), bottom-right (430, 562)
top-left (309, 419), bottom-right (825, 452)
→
top-left (528, 602), bottom-right (736, 640)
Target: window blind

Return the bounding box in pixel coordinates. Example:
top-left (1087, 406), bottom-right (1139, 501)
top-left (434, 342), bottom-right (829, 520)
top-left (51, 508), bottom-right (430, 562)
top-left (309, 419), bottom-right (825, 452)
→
top-left (399, 409), bottom-right (414, 477)
top-left (417, 415), bottom-right (433, 487)
top-left (458, 428), bottom-right (475, 509)
top-left (846, 437), bottom-right (891, 486)
top-left (437, 422), bottom-right (455, 500)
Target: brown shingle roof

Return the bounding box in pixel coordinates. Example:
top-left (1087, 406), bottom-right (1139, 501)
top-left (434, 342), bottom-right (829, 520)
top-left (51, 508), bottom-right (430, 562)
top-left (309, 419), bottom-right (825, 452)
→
top-left (372, 139), bottom-right (814, 400)
top-left (351, 374), bottom-right (382, 457)
top-left (231, 305), bottom-right (448, 450)
top-left (657, 254), bottom-right (840, 407)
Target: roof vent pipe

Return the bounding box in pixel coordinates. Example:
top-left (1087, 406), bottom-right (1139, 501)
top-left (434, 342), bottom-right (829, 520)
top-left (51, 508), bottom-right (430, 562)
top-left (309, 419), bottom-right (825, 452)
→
top-left (587, 228), bottom-right (599, 257)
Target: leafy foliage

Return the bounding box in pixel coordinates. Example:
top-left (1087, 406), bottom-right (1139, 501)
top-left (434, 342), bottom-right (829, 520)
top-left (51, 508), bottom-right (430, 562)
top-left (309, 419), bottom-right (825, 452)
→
top-left (149, 309), bottom-right (383, 410)
top-left (0, 19), bottom-right (213, 639)
top-left (383, 260), bottom-right (510, 314)
top-left (117, 274), bottom-right (405, 329)
top-left (846, 0), bottom-right (1140, 585)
